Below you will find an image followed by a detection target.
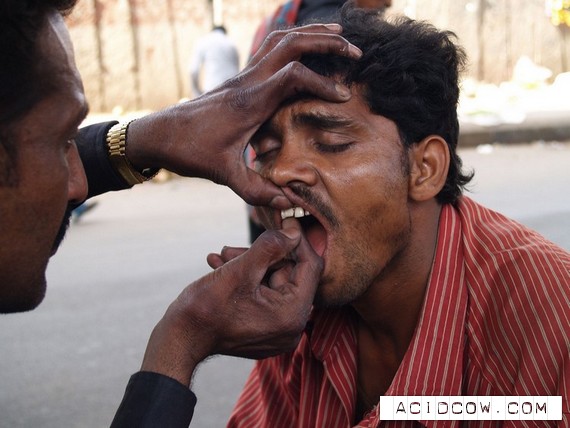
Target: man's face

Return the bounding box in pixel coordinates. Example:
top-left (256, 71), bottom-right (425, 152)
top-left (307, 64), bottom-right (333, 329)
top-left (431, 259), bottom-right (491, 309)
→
top-left (0, 12), bottom-right (88, 313)
top-left (251, 89), bottom-right (412, 308)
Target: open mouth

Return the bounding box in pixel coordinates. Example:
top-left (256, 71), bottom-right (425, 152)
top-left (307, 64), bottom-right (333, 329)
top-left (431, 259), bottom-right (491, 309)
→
top-left (281, 207), bottom-right (328, 258)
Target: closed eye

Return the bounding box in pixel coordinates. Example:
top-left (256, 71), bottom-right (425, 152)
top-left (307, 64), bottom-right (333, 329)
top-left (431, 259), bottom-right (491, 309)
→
top-left (251, 137), bottom-right (281, 164)
top-left (315, 142), bottom-right (353, 154)
top-left (253, 146), bottom-right (279, 163)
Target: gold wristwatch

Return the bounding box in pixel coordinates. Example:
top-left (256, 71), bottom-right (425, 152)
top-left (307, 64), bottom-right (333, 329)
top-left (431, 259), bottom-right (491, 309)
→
top-left (106, 120), bottom-right (159, 186)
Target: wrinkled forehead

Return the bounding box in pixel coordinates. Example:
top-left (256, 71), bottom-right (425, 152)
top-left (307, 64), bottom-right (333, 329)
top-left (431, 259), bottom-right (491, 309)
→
top-left (250, 87), bottom-right (381, 146)
top-left (270, 85), bottom-right (370, 126)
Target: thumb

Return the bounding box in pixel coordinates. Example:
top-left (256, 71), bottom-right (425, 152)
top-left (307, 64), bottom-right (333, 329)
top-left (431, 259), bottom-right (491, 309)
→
top-left (227, 165), bottom-right (291, 209)
top-left (241, 223), bottom-right (302, 273)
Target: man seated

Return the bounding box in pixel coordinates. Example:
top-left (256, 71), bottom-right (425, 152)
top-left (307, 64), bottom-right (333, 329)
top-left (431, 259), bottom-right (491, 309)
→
top-left (228, 5), bottom-right (570, 427)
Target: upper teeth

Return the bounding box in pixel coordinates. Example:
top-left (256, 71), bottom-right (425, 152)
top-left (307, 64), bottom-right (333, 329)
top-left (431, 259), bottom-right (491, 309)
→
top-left (281, 207), bottom-right (311, 220)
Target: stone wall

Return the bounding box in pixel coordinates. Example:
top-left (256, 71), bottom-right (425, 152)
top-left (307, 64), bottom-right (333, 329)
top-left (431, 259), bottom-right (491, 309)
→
top-left (66, 0), bottom-right (570, 112)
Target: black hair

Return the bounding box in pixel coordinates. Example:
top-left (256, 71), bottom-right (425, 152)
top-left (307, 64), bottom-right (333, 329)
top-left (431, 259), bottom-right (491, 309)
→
top-left (0, 0), bottom-right (78, 185)
top-left (301, 4), bottom-right (473, 205)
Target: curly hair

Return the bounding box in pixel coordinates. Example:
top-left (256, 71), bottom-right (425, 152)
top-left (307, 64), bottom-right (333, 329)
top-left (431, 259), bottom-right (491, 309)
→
top-left (301, 4), bottom-right (473, 205)
top-left (0, 0), bottom-right (78, 185)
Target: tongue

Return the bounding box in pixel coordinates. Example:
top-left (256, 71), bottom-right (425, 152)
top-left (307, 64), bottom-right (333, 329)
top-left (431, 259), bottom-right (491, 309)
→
top-left (305, 222), bottom-right (327, 257)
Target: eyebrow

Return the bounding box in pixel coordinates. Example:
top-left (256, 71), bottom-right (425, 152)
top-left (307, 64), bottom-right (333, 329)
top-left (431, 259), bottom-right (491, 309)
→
top-left (293, 112), bottom-right (356, 131)
top-left (250, 110), bottom-right (359, 149)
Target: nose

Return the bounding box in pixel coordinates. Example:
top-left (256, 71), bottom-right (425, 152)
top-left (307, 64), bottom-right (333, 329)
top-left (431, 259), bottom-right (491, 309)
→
top-left (67, 141), bottom-right (88, 204)
top-left (267, 142), bottom-right (318, 189)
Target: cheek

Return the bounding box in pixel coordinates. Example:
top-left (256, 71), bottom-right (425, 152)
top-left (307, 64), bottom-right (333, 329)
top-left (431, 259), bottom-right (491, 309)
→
top-left (332, 156), bottom-right (410, 243)
top-left (19, 147), bottom-right (70, 228)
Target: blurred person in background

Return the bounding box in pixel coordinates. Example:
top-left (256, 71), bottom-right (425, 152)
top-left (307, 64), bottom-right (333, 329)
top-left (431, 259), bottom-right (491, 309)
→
top-left (250, 0), bottom-right (392, 56)
top-left (189, 24), bottom-right (240, 97)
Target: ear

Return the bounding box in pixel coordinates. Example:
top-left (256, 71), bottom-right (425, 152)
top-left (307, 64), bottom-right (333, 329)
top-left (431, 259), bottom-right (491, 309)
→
top-left (408, 135), bottom-right (450, 202)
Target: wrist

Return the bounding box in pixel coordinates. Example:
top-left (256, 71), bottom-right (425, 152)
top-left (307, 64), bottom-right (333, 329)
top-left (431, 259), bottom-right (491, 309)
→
top-left (141, 308), bottom-right (212, 387)
top-left (106, 119), bottom-right (160, 186)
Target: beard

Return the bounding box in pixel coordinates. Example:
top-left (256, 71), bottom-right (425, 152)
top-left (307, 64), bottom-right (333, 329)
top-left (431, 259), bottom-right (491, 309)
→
top-left (52, 204), bottom-right (74, 254)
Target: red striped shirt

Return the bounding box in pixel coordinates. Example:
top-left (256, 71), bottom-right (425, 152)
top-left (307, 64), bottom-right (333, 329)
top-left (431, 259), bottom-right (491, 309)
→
top-left (228, 197), bottom-right (570, 427)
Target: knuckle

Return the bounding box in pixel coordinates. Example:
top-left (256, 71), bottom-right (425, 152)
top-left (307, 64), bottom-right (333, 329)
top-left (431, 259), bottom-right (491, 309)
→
top-left (285, 60), bottom-right (305, 76)
top-left (274, 31), bottom-right (305, 55)
top-left (265, 30), bottom-right (285, 47)
top-left (225, 87), bottom-right (254, 112)
top-left (279, 30), bottom-right (299, 45)
top-left (278, 61), bottom-right (305, 87)
top-left (257, 229), bottom-right (288, 252)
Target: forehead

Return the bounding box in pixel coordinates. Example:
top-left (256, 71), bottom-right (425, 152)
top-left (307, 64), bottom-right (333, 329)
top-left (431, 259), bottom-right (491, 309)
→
top-left (267, 87), bottom-right (398, 138)
top-left (273, 88), bottom-right (370, 124)
top-left (43, 12), bottom-right (82, 82)
top-left (14, 12), bottom-right (87, 144)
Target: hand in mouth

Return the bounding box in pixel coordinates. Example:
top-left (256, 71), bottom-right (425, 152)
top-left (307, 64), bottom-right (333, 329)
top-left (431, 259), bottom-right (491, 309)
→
top-left (280, 206), bottom-right (327, 258)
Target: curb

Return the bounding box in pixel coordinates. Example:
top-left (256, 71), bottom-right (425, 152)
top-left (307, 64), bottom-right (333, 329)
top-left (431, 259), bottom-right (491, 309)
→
top-left (459, 110), bottom-right (570, 147)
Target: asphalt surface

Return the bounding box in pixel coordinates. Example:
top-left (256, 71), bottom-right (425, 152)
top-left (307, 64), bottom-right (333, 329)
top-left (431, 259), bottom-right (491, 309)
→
top-left (0, 141), bottom-right (569, 428)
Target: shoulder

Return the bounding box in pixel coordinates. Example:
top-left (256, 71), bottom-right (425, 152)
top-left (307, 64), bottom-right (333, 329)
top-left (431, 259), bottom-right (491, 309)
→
top-left (457, 198), bottom-right (570, 396)
top-left (457, 196), bottom-right (570, 286)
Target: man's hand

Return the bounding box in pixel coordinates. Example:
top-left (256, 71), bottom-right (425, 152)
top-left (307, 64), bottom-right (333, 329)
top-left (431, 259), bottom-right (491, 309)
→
top-left (126, 24), bottom-right (361, 209)
top-left (140, 219), bottom-right (322, 387)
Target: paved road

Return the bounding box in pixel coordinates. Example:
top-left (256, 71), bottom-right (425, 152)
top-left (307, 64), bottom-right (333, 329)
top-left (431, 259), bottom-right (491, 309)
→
top-left (0, 141), bottom-right (568, 428)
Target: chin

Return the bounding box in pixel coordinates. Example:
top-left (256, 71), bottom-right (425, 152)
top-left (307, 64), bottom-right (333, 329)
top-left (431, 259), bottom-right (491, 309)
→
top-left (313, 284), bottom-right (352, 309)
top-left (0, 276), bottom-right (47, 314)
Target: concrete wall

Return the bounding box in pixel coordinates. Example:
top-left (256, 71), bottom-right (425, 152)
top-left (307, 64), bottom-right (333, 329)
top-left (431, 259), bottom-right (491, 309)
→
top-left (66, 0), bottom-right (570, 112)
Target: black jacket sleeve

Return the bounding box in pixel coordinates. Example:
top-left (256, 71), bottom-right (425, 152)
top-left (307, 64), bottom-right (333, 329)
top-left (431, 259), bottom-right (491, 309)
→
top-left (76, 121), bottom-right (134, 199)
top-left (110, 371), bottom-right (197, 428)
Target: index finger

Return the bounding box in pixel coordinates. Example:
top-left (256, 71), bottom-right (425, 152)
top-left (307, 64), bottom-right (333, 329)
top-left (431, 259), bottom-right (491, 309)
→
top-left (266, 219), bottom-right (323, 301)
top-left (229, 226), bottom-right (302, 285)
top-left (249, 23), bottom-right (347, 66)
top-left (251, 30), bottom-right (362, 76)
top-left (279, 230), bottom-right (323, 303)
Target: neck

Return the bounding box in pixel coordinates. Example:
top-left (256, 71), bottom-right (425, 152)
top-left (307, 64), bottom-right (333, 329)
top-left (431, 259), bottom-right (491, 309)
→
top-left (350, 201), bottom-right (442, 414)
top-left (351, 200), bottom-right (442, 361)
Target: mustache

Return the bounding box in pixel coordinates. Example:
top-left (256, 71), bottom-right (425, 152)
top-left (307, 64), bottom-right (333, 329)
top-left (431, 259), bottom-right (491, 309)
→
top-left (52, 205), bottom-right (73, 254)
top-left (288, 182), bottom-right (339, 228)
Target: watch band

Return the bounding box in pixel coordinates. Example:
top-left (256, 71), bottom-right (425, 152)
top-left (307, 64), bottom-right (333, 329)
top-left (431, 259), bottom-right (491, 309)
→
top-left (106, 120), bottom-right (159, 186)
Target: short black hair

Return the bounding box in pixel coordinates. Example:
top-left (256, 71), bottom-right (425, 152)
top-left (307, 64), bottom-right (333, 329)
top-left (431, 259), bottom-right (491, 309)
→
top-left (0, 0), bottom-right (78, 185)
top-left (301, 4), bottom-right (473, 205)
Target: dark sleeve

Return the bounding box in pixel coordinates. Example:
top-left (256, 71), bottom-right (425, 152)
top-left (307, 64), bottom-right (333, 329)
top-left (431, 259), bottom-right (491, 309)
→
top-left (76, 121), bottom-right (133, 199)
top-left (110, 371), bottom-right (197, 428)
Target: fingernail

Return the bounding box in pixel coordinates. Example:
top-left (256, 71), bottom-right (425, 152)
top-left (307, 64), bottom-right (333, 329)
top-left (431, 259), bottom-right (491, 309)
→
top-left (335, 83), bottom-right (351, 99)
top-left (324, 23), bottom-right (342, 31)
top-left (349, 44), bottom-right (363, 58)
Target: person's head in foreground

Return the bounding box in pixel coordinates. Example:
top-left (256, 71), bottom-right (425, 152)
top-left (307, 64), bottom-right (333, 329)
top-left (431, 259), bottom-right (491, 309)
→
top-left (0, 0), bottom-right (87, 313)
top-left (251, 4), bottom-right (471, 309)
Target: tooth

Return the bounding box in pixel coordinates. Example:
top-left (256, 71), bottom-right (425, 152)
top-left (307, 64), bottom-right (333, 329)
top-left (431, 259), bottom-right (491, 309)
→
top-left (305, 210), bottom-right (310, 216)
top-left (281, 208), bottom-right (295, 220)
top-left (294, 207), bottom-right (305, 218)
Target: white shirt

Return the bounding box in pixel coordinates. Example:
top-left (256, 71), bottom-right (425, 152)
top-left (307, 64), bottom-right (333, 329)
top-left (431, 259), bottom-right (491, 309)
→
top-left (189, 29), bottom-right (240, 96)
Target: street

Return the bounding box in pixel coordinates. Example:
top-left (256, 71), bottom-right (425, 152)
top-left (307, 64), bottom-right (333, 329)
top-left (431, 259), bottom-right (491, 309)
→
top-left (0, 141), bottom-right (569, 427)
